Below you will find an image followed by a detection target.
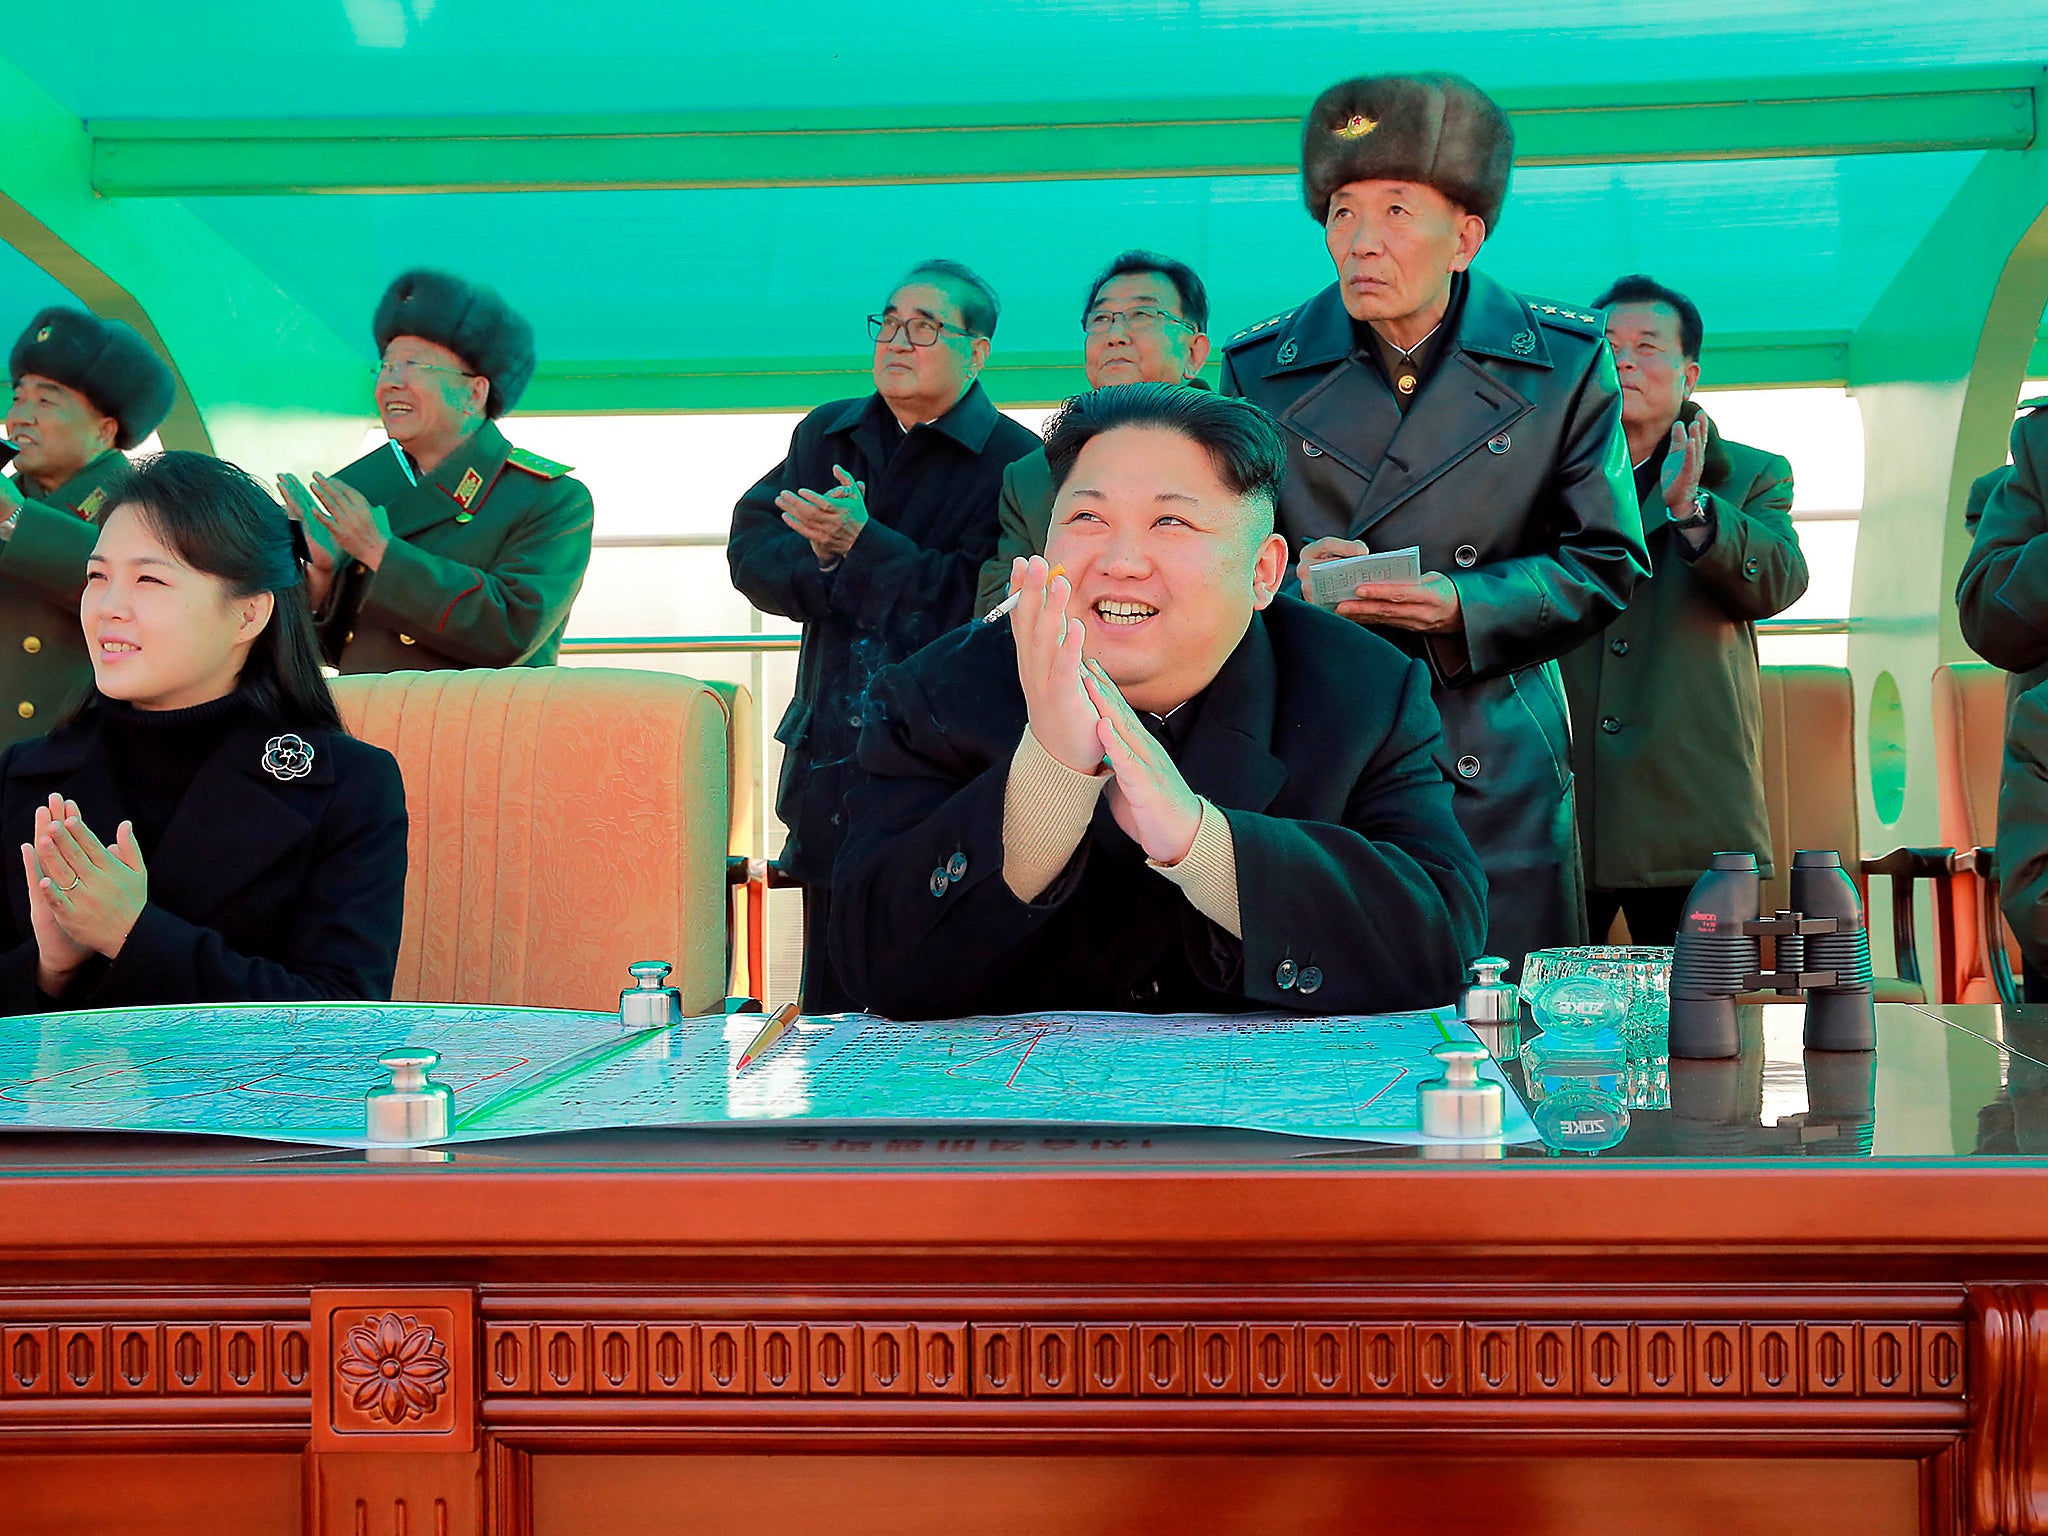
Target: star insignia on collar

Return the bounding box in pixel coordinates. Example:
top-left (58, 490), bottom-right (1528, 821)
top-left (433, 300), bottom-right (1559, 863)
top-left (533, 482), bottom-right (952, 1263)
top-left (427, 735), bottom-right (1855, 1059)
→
top-left (1336, 114), bottom-right (1378, 140)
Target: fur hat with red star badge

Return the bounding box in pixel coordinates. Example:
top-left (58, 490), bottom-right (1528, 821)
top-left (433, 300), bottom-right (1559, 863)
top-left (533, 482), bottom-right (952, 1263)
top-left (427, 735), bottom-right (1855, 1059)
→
top-left (373, 269), bottom-right (536, 419)
top-left (9, 307), bottom-right (176, 450)
top-left (1300, 73), bottom-right (1514, 233)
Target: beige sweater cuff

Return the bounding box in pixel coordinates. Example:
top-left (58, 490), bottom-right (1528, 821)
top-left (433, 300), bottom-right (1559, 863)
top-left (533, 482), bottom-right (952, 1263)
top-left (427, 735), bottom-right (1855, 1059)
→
top-left (1002, 727), bottom-right (1108, 902)
top-left (1149, 798), bottom-right (1242, 938)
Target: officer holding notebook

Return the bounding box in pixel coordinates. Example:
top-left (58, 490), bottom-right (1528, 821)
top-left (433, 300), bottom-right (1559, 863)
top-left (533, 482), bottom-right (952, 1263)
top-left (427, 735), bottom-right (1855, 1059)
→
top-left (1222, 72), bottom-right (1647, 969)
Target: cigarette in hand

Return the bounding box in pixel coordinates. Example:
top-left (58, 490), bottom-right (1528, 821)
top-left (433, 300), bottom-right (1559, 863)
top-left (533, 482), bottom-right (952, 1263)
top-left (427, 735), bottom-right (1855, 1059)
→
top-left (982, 565), bottom-right (1065, 624)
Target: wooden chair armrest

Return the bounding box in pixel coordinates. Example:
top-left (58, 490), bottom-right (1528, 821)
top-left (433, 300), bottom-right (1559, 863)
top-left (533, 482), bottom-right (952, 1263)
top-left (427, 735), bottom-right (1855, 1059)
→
top-left (1858, 846), bottom-right (1959, 992)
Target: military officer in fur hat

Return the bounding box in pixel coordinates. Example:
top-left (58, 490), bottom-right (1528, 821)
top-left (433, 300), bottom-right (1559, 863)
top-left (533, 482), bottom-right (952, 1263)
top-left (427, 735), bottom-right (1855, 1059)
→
top-left (1222, 72), bottom-right (1648, 971)
top-left (0, 307), bottom-right (176, 746)
top-left (281, 269), bottom-right (594, 673)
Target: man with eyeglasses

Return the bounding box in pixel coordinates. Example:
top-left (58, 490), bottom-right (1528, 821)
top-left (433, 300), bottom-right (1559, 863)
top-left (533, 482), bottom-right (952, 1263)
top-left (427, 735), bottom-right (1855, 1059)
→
top-left (730, 259), bottom-right (1039, 1012)
top-left (0, 307), bottom-right (175, 744)
top-left (974, 251), bottom-right (1213, 614)
top-left (279, 269), bottom-right (594, 672)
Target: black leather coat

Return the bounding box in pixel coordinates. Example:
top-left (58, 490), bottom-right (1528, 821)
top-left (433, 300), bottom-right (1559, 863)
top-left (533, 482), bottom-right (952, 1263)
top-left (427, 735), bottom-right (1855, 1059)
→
top-left (1222, 268), bottom-right (1647, 968)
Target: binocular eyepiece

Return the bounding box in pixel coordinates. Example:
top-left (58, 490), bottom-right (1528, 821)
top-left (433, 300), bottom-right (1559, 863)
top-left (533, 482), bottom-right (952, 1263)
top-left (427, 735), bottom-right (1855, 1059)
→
top-left (1668, 849), bottom-right (1876, 1059)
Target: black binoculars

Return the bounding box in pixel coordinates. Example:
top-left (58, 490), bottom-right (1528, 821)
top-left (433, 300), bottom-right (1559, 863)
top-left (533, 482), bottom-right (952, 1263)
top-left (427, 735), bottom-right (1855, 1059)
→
top-left (1667, 849), bottom-right (1876, 1059)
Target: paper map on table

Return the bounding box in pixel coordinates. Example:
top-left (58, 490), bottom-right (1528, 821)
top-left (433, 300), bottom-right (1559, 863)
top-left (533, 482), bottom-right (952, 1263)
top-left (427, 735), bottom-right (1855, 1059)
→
top-left (0, 1002), bottom-right (639, 1144)
top-left (0, 1004), bottom-right (1535, 1148)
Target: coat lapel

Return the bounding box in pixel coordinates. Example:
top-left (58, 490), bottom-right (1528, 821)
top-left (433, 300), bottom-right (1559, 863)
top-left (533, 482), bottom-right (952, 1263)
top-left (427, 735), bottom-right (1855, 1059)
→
top-left (1354, 272), bottom-right (1540, 535)
top-left (1174, 614), bottom-right (1289, 815)
top-left (12, 720), bottom-right (127, 839)
top-left (145, 720), bottom-right (327, 927)
top-left (1271, 289), bottom-right (1402, 485)
top-left (386, 422), bottom-right (513, 541)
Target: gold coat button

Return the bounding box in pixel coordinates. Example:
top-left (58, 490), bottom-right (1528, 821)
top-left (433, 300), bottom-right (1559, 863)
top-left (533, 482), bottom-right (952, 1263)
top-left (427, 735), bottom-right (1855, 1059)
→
top-left (16, 702), bottom-right (33, 720)
top-left (20, 636), bottom-right (39, 654)
top-left (398, 634), bottom-right (416, 646)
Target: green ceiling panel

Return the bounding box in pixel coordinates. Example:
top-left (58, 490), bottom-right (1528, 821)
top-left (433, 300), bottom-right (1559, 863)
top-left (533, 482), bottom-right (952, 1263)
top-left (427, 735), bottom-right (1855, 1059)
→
top-left (1, 2), bottom-right (2044, 410)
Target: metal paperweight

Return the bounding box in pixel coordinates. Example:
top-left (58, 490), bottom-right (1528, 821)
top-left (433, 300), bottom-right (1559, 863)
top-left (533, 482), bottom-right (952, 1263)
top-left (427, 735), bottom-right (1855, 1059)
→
top-left (1418, 1040), bottom-right (1504, 1139)
top-left (1459, 955), bottom-right (1519, 1059)
top-left (621, 960), bottom-right (683, 1030)
top-left (365, 1046), bottom-right (452, 1143)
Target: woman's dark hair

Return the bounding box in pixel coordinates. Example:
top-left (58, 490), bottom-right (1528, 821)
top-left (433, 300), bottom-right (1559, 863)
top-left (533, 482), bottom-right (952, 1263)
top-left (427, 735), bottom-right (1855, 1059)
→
top-left (96, 451), bottom-right (344, 732)
top-left (1043, 383), bottom-right (1286, 513)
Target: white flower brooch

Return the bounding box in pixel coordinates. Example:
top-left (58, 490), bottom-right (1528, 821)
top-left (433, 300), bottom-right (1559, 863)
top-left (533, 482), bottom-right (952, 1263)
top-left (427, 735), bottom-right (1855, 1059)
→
top-left (262, 733), bottom-right (316, 782)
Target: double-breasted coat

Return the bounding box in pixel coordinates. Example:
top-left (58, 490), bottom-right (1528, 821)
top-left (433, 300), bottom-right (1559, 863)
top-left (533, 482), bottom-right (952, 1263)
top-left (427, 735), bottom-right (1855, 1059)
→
top-left (0, 705), bottom-right (408, 1012)
top-left (830, 596), bottom-right (1486, 1019)
top-left (0, 450), bottom-right (132, 746)
top-left (1560, 404), bottom-right (1806, 890)
top-left (728, 382), bottom-right (1040, 884)
top-left (321, 421), bottom-right (595, 673)
top-left (1222, 268), bottom-right (1647, 968)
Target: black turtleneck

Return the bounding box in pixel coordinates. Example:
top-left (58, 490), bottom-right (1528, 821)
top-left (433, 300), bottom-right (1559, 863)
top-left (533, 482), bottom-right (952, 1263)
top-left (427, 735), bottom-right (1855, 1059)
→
top-left (97, 691), bottom-right (251, 855)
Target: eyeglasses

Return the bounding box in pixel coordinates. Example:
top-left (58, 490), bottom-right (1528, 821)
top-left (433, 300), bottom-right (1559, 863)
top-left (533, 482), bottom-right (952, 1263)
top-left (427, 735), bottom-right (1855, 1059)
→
top-left (1083, 306), bottom-right (1197, 338)
top-left (868, 314), bottom-right (978, 347)
top-left (374, 359), bottom-right (480, 383)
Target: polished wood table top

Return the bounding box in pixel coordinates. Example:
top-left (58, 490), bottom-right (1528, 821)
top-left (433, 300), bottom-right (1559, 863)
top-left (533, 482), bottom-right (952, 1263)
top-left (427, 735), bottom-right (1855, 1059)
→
top-left (3, 1003), bottom-right (2045, 1536)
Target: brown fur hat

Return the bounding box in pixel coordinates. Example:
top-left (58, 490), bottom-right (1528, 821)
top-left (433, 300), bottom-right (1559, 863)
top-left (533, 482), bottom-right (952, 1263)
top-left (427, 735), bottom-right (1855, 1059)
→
top-left (1300, 73), bottom-right (1513, 231)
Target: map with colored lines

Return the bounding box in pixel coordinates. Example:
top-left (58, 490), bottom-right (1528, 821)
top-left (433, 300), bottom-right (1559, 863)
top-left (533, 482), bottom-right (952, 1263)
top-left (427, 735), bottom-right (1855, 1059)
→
top-left (0, 1004), bottom-right (1535, 1148)
top-left (464, 1009), bottom-right (1539, 1147)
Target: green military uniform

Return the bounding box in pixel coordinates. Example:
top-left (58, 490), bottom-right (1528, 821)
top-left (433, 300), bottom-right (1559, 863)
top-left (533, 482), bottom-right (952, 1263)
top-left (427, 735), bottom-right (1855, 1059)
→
top-left (0, 450), bottom-right (132, 745)
top-left (0, 305), bottom-right (176, 747)
top-left (321, 420), bottom-right (593, 672)
top-left (972, 448), bottom-right (1057, 616)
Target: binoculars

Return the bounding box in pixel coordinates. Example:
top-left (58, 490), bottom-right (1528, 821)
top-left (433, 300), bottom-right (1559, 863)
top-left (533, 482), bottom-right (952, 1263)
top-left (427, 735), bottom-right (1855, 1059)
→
top-left (1668, 849), bottom-right (1876, 1059)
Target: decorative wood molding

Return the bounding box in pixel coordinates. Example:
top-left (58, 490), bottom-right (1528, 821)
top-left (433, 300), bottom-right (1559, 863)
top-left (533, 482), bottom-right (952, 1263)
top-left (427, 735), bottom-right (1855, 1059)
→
top-left (482, 1318), bottom-right (1967, 1403)
top-left (0, 1321), bottom-right (309, 1398)
top-left (1970, 1284), bottom-right (2048, 1535)
top-left (312, 1289), bottom-right (475, 1453)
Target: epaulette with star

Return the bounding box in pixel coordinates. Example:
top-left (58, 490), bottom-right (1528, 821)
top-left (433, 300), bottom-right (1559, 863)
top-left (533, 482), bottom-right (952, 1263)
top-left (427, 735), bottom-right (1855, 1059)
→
top-left (1223, 310), bottom-right (1297, 349)
top-left (506, 446), bottom-right (572, 480)
top-left (1526, 298), bottom-right (1603, 332)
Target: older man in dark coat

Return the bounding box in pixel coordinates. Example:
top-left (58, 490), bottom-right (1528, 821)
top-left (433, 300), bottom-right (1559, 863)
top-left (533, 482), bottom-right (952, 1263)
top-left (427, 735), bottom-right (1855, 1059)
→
top-left (1561, 276), bottom-right (1806, 944)
top-left (731, 260), bottom-right (1039, 1011)
top-left (832, 385), bottom-right (1485, 1020)
top-left (1223, 73), bottom-right (1647, 971)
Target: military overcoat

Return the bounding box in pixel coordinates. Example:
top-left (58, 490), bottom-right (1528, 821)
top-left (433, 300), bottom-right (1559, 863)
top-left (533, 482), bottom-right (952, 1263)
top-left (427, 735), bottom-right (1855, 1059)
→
top-left (1222, 268), bottom-right (1647, 968)
top-left (321, 420), bottom-right (594, 673)
top-left (0, 449), bottom-right (132, 746)
top-left (1958, 403), bottom-right (2048, 707)
top-left (1560, 405), bottom-right (1805, 890)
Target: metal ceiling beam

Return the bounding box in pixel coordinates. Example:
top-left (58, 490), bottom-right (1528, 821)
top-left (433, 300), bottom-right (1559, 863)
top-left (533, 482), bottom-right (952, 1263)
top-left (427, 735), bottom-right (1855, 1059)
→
top-left (89, 68), bottom-right (2039, 197)
top-left (516, 331), bottom-right (1850, 415)
top-left (0, 55), bottom-right (369, 478)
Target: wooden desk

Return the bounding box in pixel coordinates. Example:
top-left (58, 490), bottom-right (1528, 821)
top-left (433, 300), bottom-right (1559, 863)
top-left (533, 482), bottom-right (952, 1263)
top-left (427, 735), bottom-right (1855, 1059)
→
top-left (3, 1002), bottom-right (2048, 1535)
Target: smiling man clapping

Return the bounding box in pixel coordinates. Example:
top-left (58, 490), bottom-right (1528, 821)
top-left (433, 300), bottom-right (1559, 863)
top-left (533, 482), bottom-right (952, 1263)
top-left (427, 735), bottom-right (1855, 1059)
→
top-left (831, 384), bottom-right (1484, 1020)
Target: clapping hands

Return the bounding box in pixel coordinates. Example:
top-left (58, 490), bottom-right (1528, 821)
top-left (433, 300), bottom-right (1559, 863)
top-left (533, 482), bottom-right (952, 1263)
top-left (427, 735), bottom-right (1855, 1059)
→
top-left (19, 795), bottom-right (147, 996)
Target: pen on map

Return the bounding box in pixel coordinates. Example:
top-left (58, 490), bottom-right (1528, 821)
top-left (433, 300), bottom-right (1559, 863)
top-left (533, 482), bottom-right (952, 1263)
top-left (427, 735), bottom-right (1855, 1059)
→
top-left (981, 565), bottom-right (1064, 624)
top-left (735, 1001), bottom-right (801, 1073)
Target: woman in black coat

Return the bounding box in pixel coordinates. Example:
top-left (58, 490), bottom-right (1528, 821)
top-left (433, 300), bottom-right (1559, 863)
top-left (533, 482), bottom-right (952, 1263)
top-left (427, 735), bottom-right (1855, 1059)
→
top-left (0, 451), bottom-right (407, 1013)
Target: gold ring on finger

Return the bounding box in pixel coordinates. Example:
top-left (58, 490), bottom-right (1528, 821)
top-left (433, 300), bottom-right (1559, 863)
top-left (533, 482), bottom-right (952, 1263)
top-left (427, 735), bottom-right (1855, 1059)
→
top-left (54, 876), bottom-right (80, 892)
